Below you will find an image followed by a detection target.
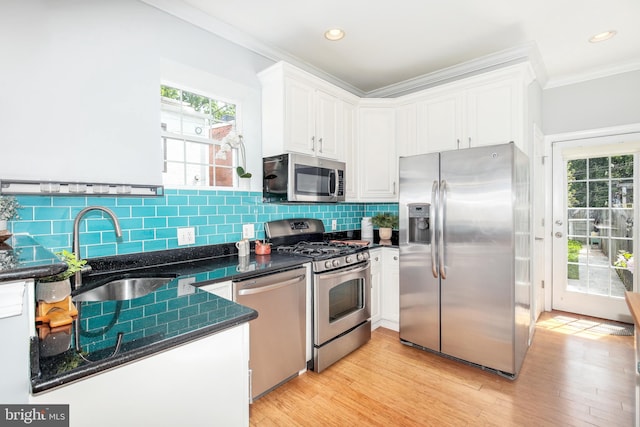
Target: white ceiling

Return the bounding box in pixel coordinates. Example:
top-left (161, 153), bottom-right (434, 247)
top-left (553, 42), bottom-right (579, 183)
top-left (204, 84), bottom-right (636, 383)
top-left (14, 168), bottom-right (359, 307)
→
top-left (148, 0), bottom-right (640, 95)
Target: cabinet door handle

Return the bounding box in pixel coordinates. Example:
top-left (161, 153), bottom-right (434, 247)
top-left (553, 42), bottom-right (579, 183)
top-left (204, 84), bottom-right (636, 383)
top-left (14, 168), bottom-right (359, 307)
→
top-left (311, 136), bottom-right (315, 151)
top-left (468, 136), bottom-right (471, 147)
top-left (393, 181), bottom-right (397, 195)
top-left (456, 139), bottom-right (460, 150)
top-left (318, 137), bottom-right (323, 153)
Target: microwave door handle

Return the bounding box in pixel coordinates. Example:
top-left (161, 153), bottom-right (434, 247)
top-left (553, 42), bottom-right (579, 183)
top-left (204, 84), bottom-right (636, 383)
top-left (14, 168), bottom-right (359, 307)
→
top-left (328, 169), bottom-right (337, 198)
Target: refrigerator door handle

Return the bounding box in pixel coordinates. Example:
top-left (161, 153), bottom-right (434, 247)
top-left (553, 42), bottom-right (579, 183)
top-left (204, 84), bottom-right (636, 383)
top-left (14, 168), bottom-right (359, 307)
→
top-left (431, 180), bottom-right (439, 278)
top-left (439, 180), bottom-right (447, 279)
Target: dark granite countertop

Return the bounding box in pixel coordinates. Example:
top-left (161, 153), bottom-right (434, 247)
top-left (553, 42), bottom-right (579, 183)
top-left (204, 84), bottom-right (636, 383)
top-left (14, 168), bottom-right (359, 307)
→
top-left (31, 244), bottom-right (310, 394)
top-left (0, 235), bottom-right (67, 283)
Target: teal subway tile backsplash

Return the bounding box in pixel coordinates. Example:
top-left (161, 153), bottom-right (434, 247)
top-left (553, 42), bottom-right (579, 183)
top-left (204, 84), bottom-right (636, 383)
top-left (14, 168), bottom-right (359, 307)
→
top-left (11, 189), bottom-right (398, 257)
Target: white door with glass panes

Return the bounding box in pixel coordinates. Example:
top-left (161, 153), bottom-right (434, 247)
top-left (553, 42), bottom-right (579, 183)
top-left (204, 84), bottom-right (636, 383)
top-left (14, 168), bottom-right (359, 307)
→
top-left (552, 135), bottom-right (640, 322)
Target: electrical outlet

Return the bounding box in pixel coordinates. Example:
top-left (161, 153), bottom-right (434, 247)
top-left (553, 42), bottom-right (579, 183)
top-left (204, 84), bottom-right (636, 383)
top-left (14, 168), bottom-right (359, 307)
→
top-left (177, 277), bottom-right (196, 296)
top-left (242, 223), bottom-right (255, 239)
top-left (331, 219), bottom-right (337, 231)
top-left (177, 227), bottom-right (195, 245)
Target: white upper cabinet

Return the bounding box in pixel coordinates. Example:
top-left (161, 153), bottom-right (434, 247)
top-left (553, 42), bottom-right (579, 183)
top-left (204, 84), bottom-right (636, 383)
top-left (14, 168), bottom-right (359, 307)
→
top-left (259, 62), bottom-right (354, 161)
top-left (284, 78), bottom-right (316, 155)
top-left (259, 61), bottom-right (537, 202)
top-left (395, 103), bottom-right (417, 158)
top-left (357, 103), bottom-right (397, 202)
top-left (465, 77), bottom-right (522, 149)
top-left (416, 92), bottom-right (463, 153)
top-left (314, 89), bottom-right (342, 159)
top-left (402, 63), bottom-right (534, 155)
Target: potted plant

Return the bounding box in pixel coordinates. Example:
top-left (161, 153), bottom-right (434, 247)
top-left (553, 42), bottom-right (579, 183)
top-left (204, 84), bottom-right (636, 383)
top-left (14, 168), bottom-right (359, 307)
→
top-left (218, 132), bottom-right (252, 178)
top-left (36, 250), bottom-right (87, 303)
top-left (0, 195), bottom-right (21, 240)
top-left (371, 213), bottom-right (399, 240)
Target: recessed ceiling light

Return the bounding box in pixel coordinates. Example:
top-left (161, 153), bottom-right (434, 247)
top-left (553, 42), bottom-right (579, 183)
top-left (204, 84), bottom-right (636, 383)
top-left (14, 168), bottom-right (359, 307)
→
top-left (589, 30), bottom-right (617, 43)
top-left (324, 28), bottom-right (345, 41)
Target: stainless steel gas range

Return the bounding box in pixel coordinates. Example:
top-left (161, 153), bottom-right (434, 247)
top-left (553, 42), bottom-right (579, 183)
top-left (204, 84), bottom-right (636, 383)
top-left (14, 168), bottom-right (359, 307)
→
top-left (265, 218), bottom-right (371, 372)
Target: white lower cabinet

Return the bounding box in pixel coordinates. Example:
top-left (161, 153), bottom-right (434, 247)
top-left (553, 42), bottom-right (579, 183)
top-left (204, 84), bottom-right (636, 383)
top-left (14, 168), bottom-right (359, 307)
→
top-left (380, 248), bottom-right (399, 331)
top-left (30, 323), bottom-right (251, 427)
top-left (370, 247), bottom-right (399, 332)
top-left (0, 280), bottom-right (32, 404)
top-left (369, 248), bottom-right (382, 327)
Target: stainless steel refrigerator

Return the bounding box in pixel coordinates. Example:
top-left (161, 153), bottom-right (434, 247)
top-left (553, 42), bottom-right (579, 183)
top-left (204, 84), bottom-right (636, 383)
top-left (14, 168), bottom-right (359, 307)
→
top-left (399, 142), bottom-right (531, 378)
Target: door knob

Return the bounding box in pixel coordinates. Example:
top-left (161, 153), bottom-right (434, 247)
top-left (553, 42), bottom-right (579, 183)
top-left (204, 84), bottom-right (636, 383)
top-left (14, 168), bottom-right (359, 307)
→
top-left (555, 220), bottom-right (563, 226)
top-left (555, 232), bottom-right (563, 238)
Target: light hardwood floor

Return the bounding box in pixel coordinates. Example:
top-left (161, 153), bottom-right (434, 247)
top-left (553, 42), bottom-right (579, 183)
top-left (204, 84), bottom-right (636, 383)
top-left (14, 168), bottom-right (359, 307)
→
top-left (249, 311), bottom-right (635, 426)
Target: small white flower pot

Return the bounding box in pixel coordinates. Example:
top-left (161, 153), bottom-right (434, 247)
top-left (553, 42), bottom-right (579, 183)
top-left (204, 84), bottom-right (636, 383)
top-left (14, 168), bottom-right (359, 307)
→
top-left (379, 227), bottom-right (392, 240)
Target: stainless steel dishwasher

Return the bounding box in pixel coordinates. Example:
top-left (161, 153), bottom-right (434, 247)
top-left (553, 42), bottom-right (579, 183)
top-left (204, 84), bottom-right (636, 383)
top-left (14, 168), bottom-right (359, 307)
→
top-left (233, 266), bottom-right (307, 401)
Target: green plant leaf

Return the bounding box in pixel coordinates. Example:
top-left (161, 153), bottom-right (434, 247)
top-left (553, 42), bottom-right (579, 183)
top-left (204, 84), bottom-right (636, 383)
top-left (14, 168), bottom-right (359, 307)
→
top-left (371, 213), bottom-right (399, 229)
top-left (39, 250), bottom-right (87, 282)
top-left (236, 167), bottom-right (252, 178)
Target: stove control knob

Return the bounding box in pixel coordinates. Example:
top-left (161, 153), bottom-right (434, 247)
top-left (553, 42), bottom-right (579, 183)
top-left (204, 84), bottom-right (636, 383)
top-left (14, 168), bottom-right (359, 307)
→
top-left (363, 252), bottom-right (370, 260)
top-left (332, 259), bottom-right (340, 268)
top-left (324, 261), bottom-right (333, 269)
top-left (345, 256), bottom-right (353, 264)
top-left (357, 253), bottom-right (364, 261)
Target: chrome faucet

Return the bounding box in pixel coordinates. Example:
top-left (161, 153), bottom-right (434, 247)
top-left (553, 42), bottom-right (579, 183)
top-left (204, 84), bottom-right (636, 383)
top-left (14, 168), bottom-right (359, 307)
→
top-left (72, 206), bottom-right (122, 290)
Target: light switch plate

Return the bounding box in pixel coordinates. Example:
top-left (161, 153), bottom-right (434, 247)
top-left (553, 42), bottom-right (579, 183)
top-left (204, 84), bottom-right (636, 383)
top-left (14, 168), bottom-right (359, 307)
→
top-left (242, 223), bottom-right (255, 239)
top-left (177, 227), bottom-right (195, 245)
top-left (177, 277), bottom-right (196, 296)
top-left (331, 219), bottom-right (337, 231)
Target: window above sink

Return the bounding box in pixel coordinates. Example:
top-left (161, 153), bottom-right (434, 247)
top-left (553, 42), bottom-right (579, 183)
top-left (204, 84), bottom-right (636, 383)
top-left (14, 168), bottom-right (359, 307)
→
top-left (160, 84), bottom-right (241, 189)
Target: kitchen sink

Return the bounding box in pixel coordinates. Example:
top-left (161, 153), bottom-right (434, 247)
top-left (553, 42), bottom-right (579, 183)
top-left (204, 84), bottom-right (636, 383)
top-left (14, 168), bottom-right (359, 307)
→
top-left (72, 277), bottom-right (172, 302)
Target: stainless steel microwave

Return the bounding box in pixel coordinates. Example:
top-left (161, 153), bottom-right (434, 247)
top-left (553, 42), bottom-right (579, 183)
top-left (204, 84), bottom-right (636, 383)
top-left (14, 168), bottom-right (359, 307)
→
top-left (263, 153), bottom-right (345, 203)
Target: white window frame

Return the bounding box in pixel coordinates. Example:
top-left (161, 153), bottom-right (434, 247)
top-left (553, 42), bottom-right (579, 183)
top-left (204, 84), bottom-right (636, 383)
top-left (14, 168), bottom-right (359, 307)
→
top-left (160, 82), bottom-right (243, 190)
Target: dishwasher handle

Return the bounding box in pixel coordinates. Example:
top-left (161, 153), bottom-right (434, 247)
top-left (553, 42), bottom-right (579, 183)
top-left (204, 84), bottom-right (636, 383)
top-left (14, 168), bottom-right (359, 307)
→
top-left (236, 274), bottom-right (305, 296)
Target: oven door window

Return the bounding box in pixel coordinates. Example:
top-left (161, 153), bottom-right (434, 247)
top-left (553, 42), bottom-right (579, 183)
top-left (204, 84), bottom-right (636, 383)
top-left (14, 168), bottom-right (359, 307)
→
top-left (328, 278), bottom-right (364, 323)
top-left (295, 165), bottom-right (335, 197)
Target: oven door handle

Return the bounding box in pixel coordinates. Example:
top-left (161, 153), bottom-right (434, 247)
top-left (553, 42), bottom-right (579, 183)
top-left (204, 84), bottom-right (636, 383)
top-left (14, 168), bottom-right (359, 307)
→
top-left (318, 261), bottom-right (370, 278)
top-left (235, 274), bottom-right (306, 296)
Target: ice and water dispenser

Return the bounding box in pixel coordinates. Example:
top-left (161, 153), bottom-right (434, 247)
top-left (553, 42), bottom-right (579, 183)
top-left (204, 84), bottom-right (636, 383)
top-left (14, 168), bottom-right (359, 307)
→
top-left (408, 203), bottom-right (430, 244)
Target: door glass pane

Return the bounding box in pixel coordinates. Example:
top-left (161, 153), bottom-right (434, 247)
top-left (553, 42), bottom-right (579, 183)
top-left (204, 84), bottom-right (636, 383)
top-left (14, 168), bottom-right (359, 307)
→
top-left (589, 181), bottom-right (609, 207)
top-left (568, 159), bottom-right (587, 180)
top-left (566, 155), bottom-right (634, 297)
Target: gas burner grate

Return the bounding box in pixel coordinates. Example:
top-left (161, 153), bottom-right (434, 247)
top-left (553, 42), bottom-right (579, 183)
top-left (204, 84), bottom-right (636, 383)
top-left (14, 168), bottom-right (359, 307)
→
top-left (275, 240), bottom-right (362, 258)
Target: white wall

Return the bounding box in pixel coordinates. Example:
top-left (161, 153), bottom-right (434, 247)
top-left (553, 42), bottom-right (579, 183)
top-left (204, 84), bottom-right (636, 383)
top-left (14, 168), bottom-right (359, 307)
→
top-left (0, 0), bottom-right (273, 188)
top-left (543, 70), bottom-right (640, 135)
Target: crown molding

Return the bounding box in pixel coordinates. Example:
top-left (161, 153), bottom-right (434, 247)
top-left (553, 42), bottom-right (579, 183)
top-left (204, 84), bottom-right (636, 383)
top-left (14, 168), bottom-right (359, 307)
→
top-left (140, 0), bottom-right (367, 97)
top-left (143, 1), bottom-right (551, 97)
top-left (544, 59), bottom-right (640, 89)
top-left (365, 42), bottom-right (547, 98)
